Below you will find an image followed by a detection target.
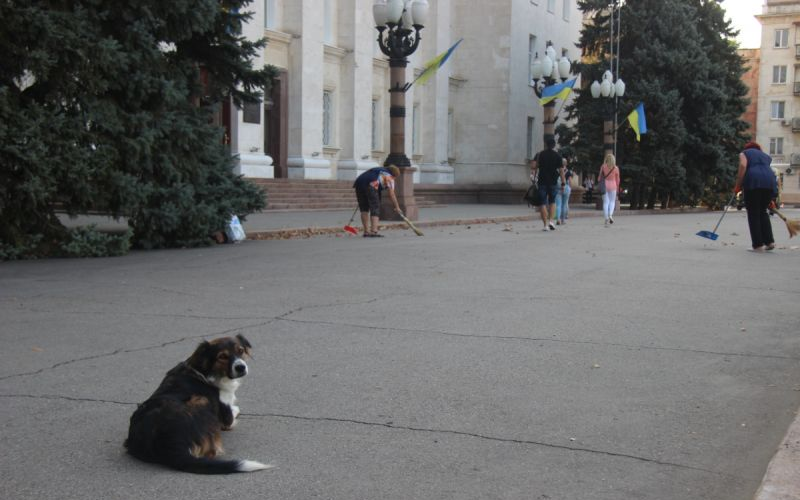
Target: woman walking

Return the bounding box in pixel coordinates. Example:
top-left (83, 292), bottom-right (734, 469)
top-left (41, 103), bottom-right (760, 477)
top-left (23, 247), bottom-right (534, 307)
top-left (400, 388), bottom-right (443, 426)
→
top-left (597, 153), bottom-right (620, 226)
top-left (556, 156), bottom-right (573, 225)
top-left (734, 142), bottom-right (777, 252)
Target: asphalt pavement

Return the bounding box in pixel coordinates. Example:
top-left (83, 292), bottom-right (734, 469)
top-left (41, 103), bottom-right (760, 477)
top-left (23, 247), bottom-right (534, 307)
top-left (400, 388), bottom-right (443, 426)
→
top-left (3, 206), bottom-right (800, 500)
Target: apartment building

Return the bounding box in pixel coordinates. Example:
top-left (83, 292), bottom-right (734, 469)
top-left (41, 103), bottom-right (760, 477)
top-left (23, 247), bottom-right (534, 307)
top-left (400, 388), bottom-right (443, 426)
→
top-left (756, 0), bottom-right (800, 204)
top-left (739, 48), bottom-right (760, 138)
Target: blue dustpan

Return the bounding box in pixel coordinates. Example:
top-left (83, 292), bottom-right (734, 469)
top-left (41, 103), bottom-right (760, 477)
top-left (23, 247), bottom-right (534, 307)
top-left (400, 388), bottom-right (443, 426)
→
top-left (696, 193), bottom-right (736, 241)
top-left (696, 230), bottom-right (719, 241)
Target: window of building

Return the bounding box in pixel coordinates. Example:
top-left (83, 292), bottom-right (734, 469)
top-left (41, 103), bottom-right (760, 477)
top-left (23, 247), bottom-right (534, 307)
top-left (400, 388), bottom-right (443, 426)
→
top-left (775, 29), bottom-right (789, 48)
top-left (562, 0), bottom-right (570, 21)
top-left (322, 90), bottom-right (333, 146)
top-left (771, 101), bottom-right (786, 120)
top-left (547, 0), bottom-right (555, 13)
top-left (770, 137), bottom-right (784, 155)
top-left (412, 103), bottom-right (421, 155)
top-left (371, 98), bottom-right (381, 151)
top-left (528, 35), bottom-right (537, 85)
top-left (773, 65), bottom-right (788, 84)
top-left (527, 117), bottom-right (536, 160)
top-left (448, 109), bottom-right (455, 159)
top-left (324, 0), bottom-right (334, 45)
top-left (264, 0), bottom-right (276, 29)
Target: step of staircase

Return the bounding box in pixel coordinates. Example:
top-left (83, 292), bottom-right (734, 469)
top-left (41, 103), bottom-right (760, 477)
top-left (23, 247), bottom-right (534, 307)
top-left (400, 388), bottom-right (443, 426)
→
top-left (251, 178), bottom-right (439, 211)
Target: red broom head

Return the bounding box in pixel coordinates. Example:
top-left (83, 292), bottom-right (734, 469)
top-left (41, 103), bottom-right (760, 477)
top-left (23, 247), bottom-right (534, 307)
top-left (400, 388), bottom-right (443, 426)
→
top-left (343, 225), bottom-right (358, 235)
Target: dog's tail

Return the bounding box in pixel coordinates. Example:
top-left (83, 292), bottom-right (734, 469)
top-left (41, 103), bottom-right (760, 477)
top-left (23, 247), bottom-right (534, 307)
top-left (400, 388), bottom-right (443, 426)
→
top-left (170, 454), bottom-right (274, 475)
top-left (126, 441), bottom-right (272, 474)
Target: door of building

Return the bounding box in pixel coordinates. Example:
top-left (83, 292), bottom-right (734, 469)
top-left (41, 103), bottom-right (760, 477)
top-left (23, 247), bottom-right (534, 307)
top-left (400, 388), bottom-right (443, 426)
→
top-left (265, 70), bottom-right (288, 178)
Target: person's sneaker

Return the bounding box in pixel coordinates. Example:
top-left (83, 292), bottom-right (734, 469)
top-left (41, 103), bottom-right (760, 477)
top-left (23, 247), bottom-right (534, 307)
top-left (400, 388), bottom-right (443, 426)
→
top-left (549, 222), bottom-right (556, 230)
top-left (556, 220), bottom-right (561, 225)
top-left (604, 219), bottom-right (609, 226)
top-left (609, 218), bottom-right (614, 224)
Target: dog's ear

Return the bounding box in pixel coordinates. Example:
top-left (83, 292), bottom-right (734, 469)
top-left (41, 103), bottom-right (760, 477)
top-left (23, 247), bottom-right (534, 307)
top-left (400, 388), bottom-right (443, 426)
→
top-left (236, 333), bottom-right (253, 351)
top-left (236, 334), bottom-right (252, 356)
top-left (187, 341), bottom-right (213, 373)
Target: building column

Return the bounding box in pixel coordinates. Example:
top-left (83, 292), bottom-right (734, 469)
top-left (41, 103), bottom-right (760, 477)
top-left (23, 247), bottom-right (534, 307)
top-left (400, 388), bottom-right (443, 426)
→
top-left (285, 0), bottom-right (332, 179)
top-left (417, 0), bottom-right (455, 184)
top-left (336, 0), bottom-right (379, 181)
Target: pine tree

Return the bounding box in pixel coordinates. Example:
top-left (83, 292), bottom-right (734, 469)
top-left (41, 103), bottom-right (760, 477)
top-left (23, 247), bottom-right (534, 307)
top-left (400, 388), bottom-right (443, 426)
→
top-left (562, 0), bottom-right (748, 209)
top-left (0, 0), bottom-right (276, 258)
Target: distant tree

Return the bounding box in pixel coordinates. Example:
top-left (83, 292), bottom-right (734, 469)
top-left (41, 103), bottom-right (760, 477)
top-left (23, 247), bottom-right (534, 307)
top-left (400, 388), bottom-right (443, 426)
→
top-left (560, 0), bottom-right (748, 208)
top-left (0, 0), bottom-right (276, 258)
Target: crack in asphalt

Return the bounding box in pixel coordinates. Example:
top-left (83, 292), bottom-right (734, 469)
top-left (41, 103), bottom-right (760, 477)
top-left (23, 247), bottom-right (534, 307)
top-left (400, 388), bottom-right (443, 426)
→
top-left (0, 392), bottom-right (736, 479)
top-left (2, 295), bottom-right (389, 323)
top-left (241, 411), bottom-right (735, 478)
top-left (0, 297), bottom-right (388, 381)
top-left (4, 307), bottom-right (273, 321)
top-left (0, 393), bottom-right (134, 406)
top-left (278, 317), bottom-right (800, 362)
top-left (0, 320), bottom-right (277, 381)
top-left (274, 296), bottom-right (384, 321)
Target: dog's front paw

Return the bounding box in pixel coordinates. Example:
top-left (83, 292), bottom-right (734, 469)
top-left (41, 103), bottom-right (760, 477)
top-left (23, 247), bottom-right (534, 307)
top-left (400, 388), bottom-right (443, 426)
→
top-left (232, 405), bottom-right (240, 419)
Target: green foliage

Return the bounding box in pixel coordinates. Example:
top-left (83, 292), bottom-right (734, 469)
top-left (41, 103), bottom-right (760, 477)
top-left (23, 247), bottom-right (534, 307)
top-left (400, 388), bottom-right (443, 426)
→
top-left (58, 226), bottom-right (133, 258)
top-left (565, 0), bottom-right (749, 208)
top-left (0, 0), bottom-right (274, 258)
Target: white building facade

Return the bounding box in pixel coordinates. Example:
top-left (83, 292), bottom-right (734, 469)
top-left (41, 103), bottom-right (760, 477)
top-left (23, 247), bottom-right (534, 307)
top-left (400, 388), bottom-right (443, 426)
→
top-left (756, 0), bottom-right (800, 204)
top-left (228, 0), bottom-right (582, 188)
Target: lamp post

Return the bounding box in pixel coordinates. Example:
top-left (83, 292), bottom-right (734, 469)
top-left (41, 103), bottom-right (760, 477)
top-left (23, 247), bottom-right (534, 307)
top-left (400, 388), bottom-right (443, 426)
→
top-left (590, 70), bottom-right (626, 158)
top-left (373, 0), bottom-right (429, 221)
top-left (591, 0), bottom-right (625, 159)
top-left (531, 41), bottom-right (574, 144)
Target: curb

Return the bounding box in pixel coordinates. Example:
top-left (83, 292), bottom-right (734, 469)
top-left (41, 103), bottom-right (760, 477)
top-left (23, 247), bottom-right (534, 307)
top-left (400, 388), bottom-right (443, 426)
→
top-left (753, 410), bottom-right (800, 500)
top-left (247, 214), bottom-right (537, 240)
top-left (246, 207), bottom-right (709, 241)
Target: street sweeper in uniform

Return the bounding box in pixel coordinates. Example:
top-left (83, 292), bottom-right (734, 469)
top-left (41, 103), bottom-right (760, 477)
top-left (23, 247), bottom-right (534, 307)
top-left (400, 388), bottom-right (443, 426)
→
top-left (353, 165), bottom-right (402, 237)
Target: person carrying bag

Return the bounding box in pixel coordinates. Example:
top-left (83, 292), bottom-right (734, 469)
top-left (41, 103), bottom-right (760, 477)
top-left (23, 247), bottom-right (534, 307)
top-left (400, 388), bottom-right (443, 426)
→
top-left (524, 170), bottom-right (541, 208)
top-left (597, 153), bottom-right (620, 226)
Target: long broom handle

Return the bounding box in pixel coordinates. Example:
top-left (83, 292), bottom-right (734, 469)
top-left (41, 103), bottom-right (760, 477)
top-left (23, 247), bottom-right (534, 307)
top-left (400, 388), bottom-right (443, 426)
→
top-left (347, 206), bottom-right (358, 225)
top-left (711, 193), bottom-right (737, 234)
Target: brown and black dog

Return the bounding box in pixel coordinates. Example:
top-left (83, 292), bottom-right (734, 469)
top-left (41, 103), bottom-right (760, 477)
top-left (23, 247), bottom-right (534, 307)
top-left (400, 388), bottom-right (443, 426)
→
top-left (124, 334), bottom-right (271, 474)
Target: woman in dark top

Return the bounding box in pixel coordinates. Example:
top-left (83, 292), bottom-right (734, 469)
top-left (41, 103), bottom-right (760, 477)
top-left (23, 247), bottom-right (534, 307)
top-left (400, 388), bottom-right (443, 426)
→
top-left (734, 142), bottom-right (778, 252)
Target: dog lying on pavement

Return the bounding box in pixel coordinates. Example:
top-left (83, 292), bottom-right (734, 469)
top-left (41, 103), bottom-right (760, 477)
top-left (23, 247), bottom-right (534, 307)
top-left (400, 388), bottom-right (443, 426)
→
top-left (124, 334), bottom-right (272, 474)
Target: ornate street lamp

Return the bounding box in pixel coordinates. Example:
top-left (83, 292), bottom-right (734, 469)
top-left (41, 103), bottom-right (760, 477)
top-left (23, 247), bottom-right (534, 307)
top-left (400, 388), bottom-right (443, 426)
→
top-left (373, 0), bottom-right (429, 220)
top-left (531, 41), bottom-right (574, 144)
top-left (591, 0), bottom-right (625, 158)
top-left (591, 70), bottom-right (626, 157)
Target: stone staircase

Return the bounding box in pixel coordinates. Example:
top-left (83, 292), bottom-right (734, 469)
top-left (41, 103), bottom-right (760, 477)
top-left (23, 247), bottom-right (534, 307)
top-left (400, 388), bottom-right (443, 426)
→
top-left (251, 178), bottom-right (440, 211)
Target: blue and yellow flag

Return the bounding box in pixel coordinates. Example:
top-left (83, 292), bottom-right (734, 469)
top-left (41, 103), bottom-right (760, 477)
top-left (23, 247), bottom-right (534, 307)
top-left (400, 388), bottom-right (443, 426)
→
top-left (627, 102), bottom-right (647, 141)
top-left (539, 78), bottom-right (577, 105)
top-left (413, 39), bottom-right (463, 86)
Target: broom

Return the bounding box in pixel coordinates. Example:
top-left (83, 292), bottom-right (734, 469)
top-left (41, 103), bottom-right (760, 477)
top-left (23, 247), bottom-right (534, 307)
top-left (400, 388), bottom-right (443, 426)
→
top-left (343, 206), bottom-right (359, 235)
top-left (770, 203), bottom-right (800, 238)
top-left (398, 211), bottom-right (424, 236)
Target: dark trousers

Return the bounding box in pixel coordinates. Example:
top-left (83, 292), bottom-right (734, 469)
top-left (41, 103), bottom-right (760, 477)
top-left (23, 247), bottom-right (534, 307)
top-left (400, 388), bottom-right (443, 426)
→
top-left (744, 188), bottom-right (775, 249)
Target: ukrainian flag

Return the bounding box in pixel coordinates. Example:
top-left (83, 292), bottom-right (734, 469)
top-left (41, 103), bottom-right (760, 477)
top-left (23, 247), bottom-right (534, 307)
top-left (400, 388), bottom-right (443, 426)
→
top-left (414, 39), bottom-right (463, 86)
top-left (627, 102), bottom-right (647, 141)
top-left (539, 78), bottom-right (577, 105)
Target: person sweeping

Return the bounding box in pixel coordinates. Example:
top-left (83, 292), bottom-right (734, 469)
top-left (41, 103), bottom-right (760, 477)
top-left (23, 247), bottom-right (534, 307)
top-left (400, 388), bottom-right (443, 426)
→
top-left (353, 165), bottom-right (402, 237)
top-left (734, 142), bottom-right (778, 252)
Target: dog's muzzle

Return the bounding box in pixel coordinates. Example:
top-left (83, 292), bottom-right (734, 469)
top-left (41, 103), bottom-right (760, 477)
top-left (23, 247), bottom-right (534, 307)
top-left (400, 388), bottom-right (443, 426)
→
top-left (232, 359), bottom-right (248, 378)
